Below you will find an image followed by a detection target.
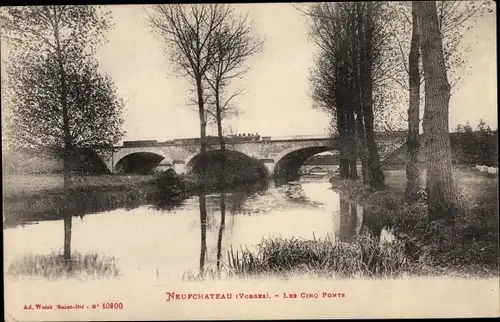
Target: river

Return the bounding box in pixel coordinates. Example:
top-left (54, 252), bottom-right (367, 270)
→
top-left (4, 176), bottom-right (368, 280)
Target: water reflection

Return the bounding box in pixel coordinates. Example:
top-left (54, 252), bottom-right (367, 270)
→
top-left (6, 197), bottom-right (120, 279)
top-left (3, 187), bottom-right (188, 229)
top-left (199, 193), bottom-right (208, 273)
top-left (5, 178), bottom-right (377, 280)
top-left (336, 199), bottom-right (364, 242)
top-left (216, 192), bottom-right (226, 273)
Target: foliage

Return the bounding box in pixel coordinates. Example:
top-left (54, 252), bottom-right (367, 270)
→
top-left (452, 119), bottom-right (497, 166)
top-left (306, 2), bottom-right (404, 134)
top-left (3, 53), bottom-right (125, 155)
top-left (387, 1), bottom-right (494, 114)
top-left (305, 2), bottom-right (387, 186)
top-left (191, 150), bottom-right (269, 190)
top-left (153, 170), bottom-right (192, 197)
top-left (1, 6), bottom-right (112, 57)
top-left (1, 6), bottom-right (123, 161)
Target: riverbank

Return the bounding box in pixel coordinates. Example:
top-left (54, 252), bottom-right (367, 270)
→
top-left (2, 174), bottom-right (156, 201)
top-left (326, 168), bottom-right (498, 276)
top-left (192, 167), bottom-right (497, 280)
top-left (2, 170), bottom-right (269, 228)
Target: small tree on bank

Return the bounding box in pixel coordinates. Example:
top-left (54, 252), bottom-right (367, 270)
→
top-left (1, 6), bottom-right (123, 263)
top-left (1, 5), bottom-right (115, 189)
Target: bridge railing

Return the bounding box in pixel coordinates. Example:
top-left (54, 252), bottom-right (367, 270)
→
top-left (267, 134), bottom-right (331, 141)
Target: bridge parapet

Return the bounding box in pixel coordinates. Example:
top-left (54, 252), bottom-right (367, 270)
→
top-left (95, 132), bottom-right (406, 174)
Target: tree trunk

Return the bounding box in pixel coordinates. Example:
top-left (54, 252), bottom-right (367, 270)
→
top-left (361, 2), bottom-right (384, 189)
top-left (196, 77), bottom-right (208, 178)
top-left (416, 1), bottom-right (455, 221)
top-left (356, 113), bottom-right (370, 183)
top-left (215, 87), bottom-right (226, 187)
top-left (405, 3), bottom-right (421, 201)
top-left (336, 93), bottom-right (350, 178)
top-left (353, 5), bottom-right (369, 183)
top-left (347, 110), bottom-right (358, 179)
top-left (53, 9), bottom-right (73, 191)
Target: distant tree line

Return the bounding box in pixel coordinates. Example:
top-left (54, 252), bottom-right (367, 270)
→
top-left (452, 119), bottom-right (498, 166)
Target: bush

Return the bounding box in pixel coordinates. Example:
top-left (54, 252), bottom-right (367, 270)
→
top-left (153, 170), bottom-right (191, 196)
top-left (192, 151), bottom-right (269, 190)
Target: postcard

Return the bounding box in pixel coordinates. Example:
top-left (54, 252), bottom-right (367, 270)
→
top-left (2, 2), bottom-right (499, 320)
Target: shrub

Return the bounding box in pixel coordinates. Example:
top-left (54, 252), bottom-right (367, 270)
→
top-left (192, 151), bottom-right (269, 190)
top-left (153, 171), bottom-right (190, 196)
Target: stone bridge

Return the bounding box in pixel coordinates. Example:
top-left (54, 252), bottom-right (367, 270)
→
top-left (98, 132), bottom-right (406, 177)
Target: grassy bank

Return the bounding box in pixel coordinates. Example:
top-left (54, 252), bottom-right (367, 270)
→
top-left (2, 174), bottom-right (155, 201)
top-left (3, 151), bottom-right (270, 201)
top-left (3, 156), bottom-right (269, 227)
top-left (326, 167), bottom-right (498, 275)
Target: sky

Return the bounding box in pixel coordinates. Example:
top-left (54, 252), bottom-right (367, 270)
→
top-left (2, 3), bottom-right (498, 143)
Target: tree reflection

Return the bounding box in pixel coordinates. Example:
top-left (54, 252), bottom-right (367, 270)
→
top-left (63, 216), bottom-right (73, 271)
top-left (199, 193), bottom-right (208, 274)
top-left (338, 199), bottom-right (361, 242)
top-left (216, 192), bottom-right (227, 276)
top-left (63, 195), bottom-right (73, 272)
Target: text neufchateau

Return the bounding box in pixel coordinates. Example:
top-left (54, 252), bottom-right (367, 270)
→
top-left (165, 292), bottom-right (346, 302)
top-left (166, 292), bottom-right (257, 301)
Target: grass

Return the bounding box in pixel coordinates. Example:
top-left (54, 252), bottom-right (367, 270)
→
top-left (328, 166), bottom-right (499, 275)
top-left (2, 174), bottom-right (154, 200)
top-left (7, 251), bottom-right (121, 280)
top-left (182, 233), bottom-right (434, 281)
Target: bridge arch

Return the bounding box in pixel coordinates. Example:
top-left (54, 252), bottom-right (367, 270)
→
top-left (113, 149), bottom-right (172, 174)
top-left (308, 166), bottom-right (328, 175)
top-left (273, 143), bottom-right (340, 179)
top-left (184, 149), bottom-right (258, 175)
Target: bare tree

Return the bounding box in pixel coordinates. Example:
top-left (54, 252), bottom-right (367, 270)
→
top-left (148, 4), bottom-right (232, 163)
top-left (415, 1), bottom-right (455, 221)
top-left (204, 12), bottom-right (262, 154)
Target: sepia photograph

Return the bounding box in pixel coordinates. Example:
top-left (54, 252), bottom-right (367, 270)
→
top-left (2, 2), bottom-right (499, 320)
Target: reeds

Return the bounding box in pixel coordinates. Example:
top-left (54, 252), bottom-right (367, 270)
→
top-left (7, 252), bottom-right (121, 280)
top-left (224, 231), bottom-right (426, 279)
